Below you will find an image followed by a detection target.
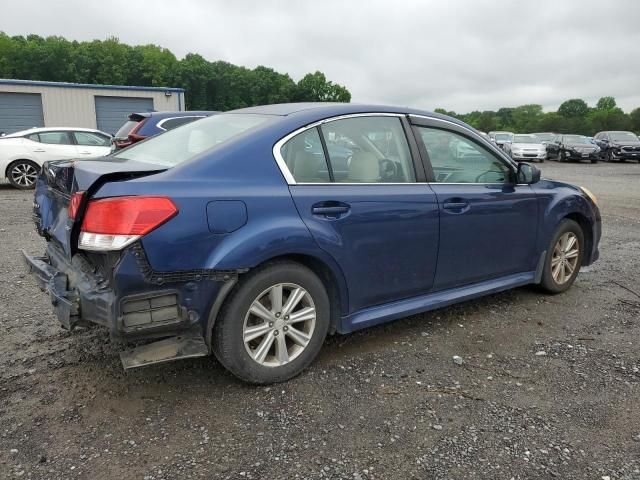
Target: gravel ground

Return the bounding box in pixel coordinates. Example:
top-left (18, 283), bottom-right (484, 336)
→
top-left (1, 161), bottom-right (639, 479)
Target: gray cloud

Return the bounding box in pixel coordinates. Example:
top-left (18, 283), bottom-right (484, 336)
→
top-left (3, 0), bottom-right (640, 112)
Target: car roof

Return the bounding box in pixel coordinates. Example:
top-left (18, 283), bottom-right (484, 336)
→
top-left (225, 102), bottom-right (474, 129)
top-left (130, 111), bottom-right (216, 121)
top-left (2, 127), bottom-right (110, 138)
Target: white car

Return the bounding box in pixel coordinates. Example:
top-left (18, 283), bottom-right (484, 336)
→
top-left (503, 133), bottom-right (547, 163)
top-left (0, 127), bottom-right (112, 189)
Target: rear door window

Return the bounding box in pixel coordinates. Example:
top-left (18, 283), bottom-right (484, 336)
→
top-left (321, 116), bottom-right (415, 183)
top-left (37, 131), bottom-right (73, 145)
top-left (73, 131), bottom-right (111, 146)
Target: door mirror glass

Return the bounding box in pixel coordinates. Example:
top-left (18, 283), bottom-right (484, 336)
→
top-left (517, 163), bottom-right (541, 184)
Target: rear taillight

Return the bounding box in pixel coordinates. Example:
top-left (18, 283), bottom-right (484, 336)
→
top-left (79, 196), bottom-right (178, 251)
top-left (127, 120), bottom-right (146, 144)
top-left (68, 192), bottom-right (85, 220)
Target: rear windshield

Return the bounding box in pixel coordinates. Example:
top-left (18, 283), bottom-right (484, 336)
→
top-left (114, 120), bottom-right (141, 139)
top-left (494, 133), bottom-right (511, 141)
top-left (113, 113), bottom-right (272, 166)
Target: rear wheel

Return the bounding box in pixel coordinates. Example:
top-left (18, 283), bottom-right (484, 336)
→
top-left (558, 150), bottom-right (565, 162)
top-left (7, 160), bottom-right (39, 189)
top-left (540, 219), bottom-right (584, 293)
top-left (212, 261), bottom-right (330, 384)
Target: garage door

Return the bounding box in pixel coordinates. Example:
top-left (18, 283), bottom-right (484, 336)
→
top-left (0, 92), bottom-right (44, 134)
top-left (94, 96), bottom-right (154, 135)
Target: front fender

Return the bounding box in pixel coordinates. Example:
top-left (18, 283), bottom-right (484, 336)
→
top-left (534, 180), bottom-right (600, 262)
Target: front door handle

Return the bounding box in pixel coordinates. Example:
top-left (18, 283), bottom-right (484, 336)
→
top-left (312, 202), bottom-right (350, 218)
top-left (78, 151), bottom-right (92, 155)
top-left (33, 149), bottom-right (46, 153)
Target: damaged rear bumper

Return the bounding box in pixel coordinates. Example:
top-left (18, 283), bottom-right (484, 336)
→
top-left (22, 243), bottom-right (239, 344)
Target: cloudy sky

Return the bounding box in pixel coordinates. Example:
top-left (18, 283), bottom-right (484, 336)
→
top-left (3, 0), bottom-right (640, 113)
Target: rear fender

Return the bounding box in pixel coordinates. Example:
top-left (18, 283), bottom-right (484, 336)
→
top-left (205, 219), bottom-right (350, 316)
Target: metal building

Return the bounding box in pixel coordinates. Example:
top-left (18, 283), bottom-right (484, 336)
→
top-left (0, 79), bottom-right (185, 135)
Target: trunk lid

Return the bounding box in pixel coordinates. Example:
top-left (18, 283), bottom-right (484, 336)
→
top-left (34, 157), bottom-right (167, 257)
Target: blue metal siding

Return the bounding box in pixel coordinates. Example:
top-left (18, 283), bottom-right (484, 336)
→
top-left (94, 96), bottom-right (154, 135)
top-left (0, 92), bottom-right (44, 134)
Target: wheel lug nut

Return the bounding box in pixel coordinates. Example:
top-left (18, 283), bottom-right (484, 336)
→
top-left (268, 322), bottom-right (274, 327)
top-left (284, 315), bottom-right (289, 320)
top-left (274, 330), bottom-right (279, 336)
top-left (275, 312), bottom-right (281, 318)
top-left (283, 326), bottom-right (288, 332)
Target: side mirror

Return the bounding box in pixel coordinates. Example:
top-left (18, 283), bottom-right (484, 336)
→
top-left (517, 163), bottom-right (541, 184)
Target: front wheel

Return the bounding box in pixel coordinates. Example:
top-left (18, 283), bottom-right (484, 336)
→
top-left (212, 261), bottom-right (330, 384)
top-left (7, 160), bottom-right (40, 189)
top-left (540, 219), bottom-right (584, 293)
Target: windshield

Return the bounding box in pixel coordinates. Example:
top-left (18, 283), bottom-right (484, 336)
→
top-left (114, 114), bottom-right (272, 166)
top-left (533, 133), bottom-right (554, 142)
top-left (513, 135), bottom-right (538, 144)
top-left (494, 133), bottom-right (511, 141)
top-left (563, 135), bottom-right (590, 144)
top-left (609, 132), bottom-right (639, 142)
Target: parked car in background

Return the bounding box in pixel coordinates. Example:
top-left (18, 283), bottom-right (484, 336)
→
top-left (488, 131), bottom-right (513, 149)
top-left (503, 133), bottom-right (546, 162)
top-left (531, 132), bottom-right (556, 145)
top-left (0, 127), bottom-right (112, 189)
top-left (111, 111), bottom-right (216, 150)
top-left (546, 134), bottom-right (600, 163)
top-left (594, 131), bottom-right (640, 162)
top-left (23, 103), bottom-right (601, 384)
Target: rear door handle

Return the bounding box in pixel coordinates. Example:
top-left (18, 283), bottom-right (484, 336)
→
top-left (442, 201), bottom-right (470, 213)
top-left (78, 151), bottom-right (92, 155)
top-left (311, 202), bottom-right (350, 218)
top-left (312, 206), bottom-right (350, 215)
top-left (33, 149), bottom-right (46, 153)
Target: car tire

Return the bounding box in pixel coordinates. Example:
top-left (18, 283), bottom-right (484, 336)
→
top-left (539, 158), bottom-right (545, 163)
top-left (540, 219), bottom-right (584, 294)
top-left (591, 158), bottom-right (598, 164)
top-left (7, 160), bottom-right (40, 190)
top-left (558, 151), bottom-right (565, 162)
top-left (605, 150), bottom-right (614, 162)
top-left (212, 261), bottom-right (330, 384)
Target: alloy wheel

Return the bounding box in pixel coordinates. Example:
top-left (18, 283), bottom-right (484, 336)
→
top-left (243, 283), bottom-right (316, 367)
top-left (11, 162), bottom-right (39, 188)
top-left (551, 232), bottom-right (580, 285)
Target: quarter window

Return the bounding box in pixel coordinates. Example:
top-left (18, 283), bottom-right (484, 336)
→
top-left (417, 127), bottom-right (511, 183)
top-left (280, 127), bottom-right (331, 183)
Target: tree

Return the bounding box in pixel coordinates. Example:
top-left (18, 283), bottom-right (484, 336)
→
top-left (476, 111), bottom-right (497, 132)
top-left (596, 96), bottom-right (617, 111)
top-left (295, 71), bottom-right (350, 102)
top-left (0, 32), bottom-right (351, 111)
top-left (558, 99), bottom-right (589, 118)
top-left (630, 108), bottom-right (640, 133)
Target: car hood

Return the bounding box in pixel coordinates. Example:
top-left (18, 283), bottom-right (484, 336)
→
top-left (564, 143), bottom-right (597, 148)
top-left (611, 141), bottom-right (640, 147)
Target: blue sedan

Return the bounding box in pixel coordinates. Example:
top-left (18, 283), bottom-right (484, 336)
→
top-left (23, 103), bottom-right (601, 384)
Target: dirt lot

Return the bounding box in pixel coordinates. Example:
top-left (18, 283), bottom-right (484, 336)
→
top-left (1, 161), bottom-right (639, 479)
